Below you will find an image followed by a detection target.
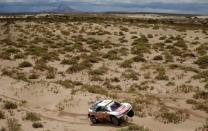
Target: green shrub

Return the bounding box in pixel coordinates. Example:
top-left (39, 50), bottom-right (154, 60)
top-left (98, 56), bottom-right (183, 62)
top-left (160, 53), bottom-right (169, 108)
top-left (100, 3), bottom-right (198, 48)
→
top-left (173, 40), bottom-right (188, 50)
top-left (120, 59), bottom-right (134, 68)
top-left (32, 122), bottom-right (43, 128)
top-left (205, 83), bottom-right (208, 90)
top-left (196, 44), bottom-right (208, 56)
top-left (155, 67), bottom-right (169, 80)
top-left (0, 110), bottom-right (5, 119)
top-left (19, 61), bottom-right (32, 68)
top-left (103, 49), bottom-right (121, 60)
top-left (28, 74), bottom-right (39, 79)
top-left (153, 55), bottom-right (163, 61)
top-left (131, 37), bottom-right (151, 55)
top-left (66, 63), bottom-right (85, 73)
top-left (4, 101), bottom-right (18, 109)
top-left (122, 69), bottom-right (139, 80)
top-left (131, 55), bottom-right (146, 62)
top-left (195, 55), bottom-right (208, 69)
top-left (147, 34), bottom-right (153, 38)
top-left (25, 112), bottom-right (41, 121)
top-left (88, 66), bottom-right (107, 76)
top-left (163, 51), bottom-right (174, 63)
top-left (60, 57), bottom-right (79, 65)
top-left (193, 91), bottom-right (208, 100)
top-left (46, 72), bottom-right (55, 79)
top-left (57, 80), bottom-right (75, 89)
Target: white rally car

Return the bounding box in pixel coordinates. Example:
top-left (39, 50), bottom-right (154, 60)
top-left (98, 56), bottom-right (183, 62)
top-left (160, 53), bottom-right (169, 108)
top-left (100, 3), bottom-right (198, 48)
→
top-left (88, 100), bottom-right (134, 126)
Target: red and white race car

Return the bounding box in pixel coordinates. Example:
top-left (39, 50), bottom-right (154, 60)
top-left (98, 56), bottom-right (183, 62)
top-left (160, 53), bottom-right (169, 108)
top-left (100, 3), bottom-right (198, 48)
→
top-left (88, 100), bottom-right (134, 126)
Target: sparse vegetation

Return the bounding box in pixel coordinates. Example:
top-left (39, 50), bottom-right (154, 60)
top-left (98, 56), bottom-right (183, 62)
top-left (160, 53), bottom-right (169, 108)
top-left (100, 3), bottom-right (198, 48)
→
top-left (155, 108), bottom-right (189, 124)
top-left (195, 55), bottom-right (208, 69)
top-left (7, 118), bottom-right (21, 131)
top-left (117, 124), bottom-right (149, 131)
top-left (4, 101), bottom-right (18, 110)
top-left (24, 112), bottom-right (41, 121)
top-left (32, 122), bottom-right (43, 128)
top-left (0, 110), bottom-right (5, 119)
top-left (0, 14), bottom-right (207, 131)
top-left (18, 61), bottom-right (32, 68)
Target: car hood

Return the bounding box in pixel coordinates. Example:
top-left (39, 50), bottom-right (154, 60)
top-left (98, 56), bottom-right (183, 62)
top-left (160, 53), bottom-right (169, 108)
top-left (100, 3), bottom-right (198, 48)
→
top-left (110, 103), bottom-right (132, 116)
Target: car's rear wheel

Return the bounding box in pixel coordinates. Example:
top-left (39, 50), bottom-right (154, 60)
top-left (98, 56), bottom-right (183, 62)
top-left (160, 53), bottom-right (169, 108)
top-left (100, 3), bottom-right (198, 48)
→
top-left (90, 116), bottom-right (97, 124)
top-left (111, 116), bottom-right (120, 126)
top-left (127, 110), bottom-right (134, 117)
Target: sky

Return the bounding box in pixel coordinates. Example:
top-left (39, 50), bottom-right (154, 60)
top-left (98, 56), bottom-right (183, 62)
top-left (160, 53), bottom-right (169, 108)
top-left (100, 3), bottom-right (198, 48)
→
top-left (0, 0), bottom-right (208, 14)
top-left (0, 0), bottom-right (208, 3)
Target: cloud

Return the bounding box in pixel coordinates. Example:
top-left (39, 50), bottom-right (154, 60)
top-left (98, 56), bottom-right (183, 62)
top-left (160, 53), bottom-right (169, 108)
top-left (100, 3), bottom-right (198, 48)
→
top-left (0, 0), bottom-right (208, 4)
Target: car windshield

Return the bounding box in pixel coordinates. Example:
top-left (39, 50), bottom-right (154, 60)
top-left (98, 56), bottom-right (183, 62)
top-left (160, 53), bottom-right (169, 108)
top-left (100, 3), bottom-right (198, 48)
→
top-left (110, 102), bottom-right (121, 111)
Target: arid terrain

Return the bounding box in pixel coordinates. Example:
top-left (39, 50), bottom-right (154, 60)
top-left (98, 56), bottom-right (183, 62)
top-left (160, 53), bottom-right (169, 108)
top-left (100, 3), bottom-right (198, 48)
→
top-left (0, 13), bottom-right (208, 131)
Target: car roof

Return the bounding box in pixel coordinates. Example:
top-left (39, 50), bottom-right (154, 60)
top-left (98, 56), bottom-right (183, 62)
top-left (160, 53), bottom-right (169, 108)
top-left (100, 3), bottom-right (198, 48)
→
top-left (97, 100), bottom-right (113, 107)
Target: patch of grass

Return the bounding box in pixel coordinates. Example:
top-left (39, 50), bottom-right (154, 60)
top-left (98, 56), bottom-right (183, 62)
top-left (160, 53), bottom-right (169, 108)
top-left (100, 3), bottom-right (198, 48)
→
top-left (131, 55), bottom-right (146, 63)
top-left (103, 80), bottom-right (122, 90)
top-left (192, 70), bottom-right (208, 80)
top-left (103, 49), bottom-right (122, 60)
top-left (175, 84), bottom-right (198, 93)
top-left (66, 62), bottom-right (89, 73)
top-left (193, 91), bottom-right (208, 100)
top-left (4, 101), bottom-right (18, 110)
top-left (60, 56), bottom-right (79, 65)
top-left (57, 80), bottom-right (82, 89)
top-left (19, 61), bottom-right (32, 68)
top-left (28, 74), bottom-right (39, 79)
top-left (7, 118), bottom-right (21, 131)
top-left (155, 108), bottom-right (189, 124)
top-left (120, 59), bottom-right (134, 68)
top-left (122, 69), bottom-right (139, 80)
top-left (46, 72), bottom-right (55, 79)
top-left (88, 66), bottom-right (107, 76)
top-left (0, 110), bottom-right (5, 119)
top-left (196, 44), bottom-right (208, 56)
top-left (173, 39), bottom-right (188, 50)
top-left (205, 83), bottom-right (208, 90)
top-left (82, 85), bottom-right (108, 96)
top-left (195, 55), bottom-right (208, 69)
top-left (131, 37), bottom-right (151, 55)
top-left (195, 119), bottom-right (208, 131)
top-left (32, 122), bottom-right (43, 128)
top-left (163, 51), bottom-right (174, 63)
top-left (155, 67), bottom-right (169, 80)
top-left (117, 124), bottom-right (149, 131)
top-left (24, 112), bottom-right (41, 121)
top-left (153, 55), bottom-right (163, 61)
top-left (169, 64), bottom-right (199, 73)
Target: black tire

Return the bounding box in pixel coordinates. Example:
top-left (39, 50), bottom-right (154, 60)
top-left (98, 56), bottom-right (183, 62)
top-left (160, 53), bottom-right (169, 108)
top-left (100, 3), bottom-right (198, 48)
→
top-left (90, 116), bottom-right (97, 124)
top-left (127, 110), bottom-right (134, 117)
top-left (111, 116), bottom-right (120, 126)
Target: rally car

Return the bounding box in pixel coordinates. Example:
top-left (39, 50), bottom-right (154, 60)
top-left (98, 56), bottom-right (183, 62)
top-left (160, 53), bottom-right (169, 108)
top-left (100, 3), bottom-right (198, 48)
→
top-left (88, 100), bottom-right (134, 126)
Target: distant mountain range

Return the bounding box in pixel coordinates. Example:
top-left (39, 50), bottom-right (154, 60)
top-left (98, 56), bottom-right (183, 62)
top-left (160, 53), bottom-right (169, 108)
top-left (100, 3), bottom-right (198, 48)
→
top-left (0, 1), bottom-right (208, 15)
top-left (0, 2), bottom-right (79, 13)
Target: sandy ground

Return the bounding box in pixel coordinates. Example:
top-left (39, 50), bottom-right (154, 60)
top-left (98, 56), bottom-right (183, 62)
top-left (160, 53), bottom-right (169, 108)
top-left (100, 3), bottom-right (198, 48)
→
top-left (0, 14), bottom-right (207, 131)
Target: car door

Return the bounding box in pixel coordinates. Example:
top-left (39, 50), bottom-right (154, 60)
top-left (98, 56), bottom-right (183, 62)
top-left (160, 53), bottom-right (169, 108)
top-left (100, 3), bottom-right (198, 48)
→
top-left (96, 107), bottom-right (108, 121)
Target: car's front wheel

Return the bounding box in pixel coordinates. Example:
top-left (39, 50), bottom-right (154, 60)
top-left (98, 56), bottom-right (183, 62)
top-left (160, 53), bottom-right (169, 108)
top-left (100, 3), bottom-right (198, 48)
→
top-left (90, 116), bottom-right (97, 124)
top-left (127, 109), bottom-right (134, 117)
top-left (111, 116), bottom-right (120, 126)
